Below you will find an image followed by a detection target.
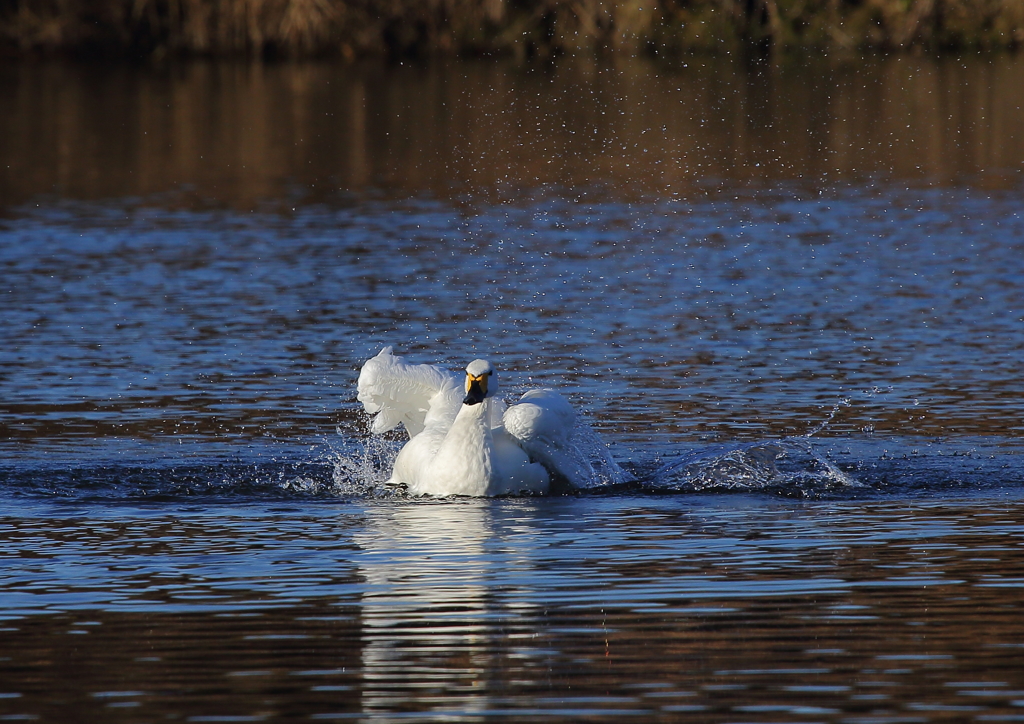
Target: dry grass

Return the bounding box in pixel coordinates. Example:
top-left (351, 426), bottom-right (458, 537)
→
top-left (1, 0), bottom-right (1023, 57)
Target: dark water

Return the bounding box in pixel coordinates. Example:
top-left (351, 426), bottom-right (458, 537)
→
top-left (2, 54), bottom-right (1024, 721)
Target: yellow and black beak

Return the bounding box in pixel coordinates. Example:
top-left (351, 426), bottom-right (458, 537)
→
top-left (463, 372), bottom-right (489, 406)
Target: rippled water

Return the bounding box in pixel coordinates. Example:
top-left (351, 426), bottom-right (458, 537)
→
top-left (2, 55), bottom-right (1024, 721)
top-left (3, 497), bottom-right (1024, 722)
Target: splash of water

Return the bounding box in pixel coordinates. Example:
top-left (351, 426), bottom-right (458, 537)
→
top-left (645, 391), bottom-right (884, 496)
top-left (331, 406), bottom-right (629, 497)
top-left (555, 417), bottom-right (631, 491)
top-left (331, 387), bottom-right (886, 498)
top-left (326, 419), bottom-right (407, 498)
top-left (650, 438), bottom-right (859, 497)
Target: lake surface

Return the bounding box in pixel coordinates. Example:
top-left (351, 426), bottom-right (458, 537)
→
top-left (2, 54), bottom-right (1024, 722)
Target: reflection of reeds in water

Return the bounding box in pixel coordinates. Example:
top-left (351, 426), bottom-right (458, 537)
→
top-left (3, 56), bottom-right (1024, 211)
top-left (2, 0), bottom-right (1023, 57)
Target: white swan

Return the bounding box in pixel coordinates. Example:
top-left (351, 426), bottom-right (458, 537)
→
top-left (356, 347), bottom-right (602, 496)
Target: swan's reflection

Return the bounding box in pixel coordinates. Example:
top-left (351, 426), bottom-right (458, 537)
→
top-left (352, 499), bottom-right (540, 716)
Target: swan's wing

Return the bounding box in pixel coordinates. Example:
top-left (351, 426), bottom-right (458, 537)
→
top-left (356, 346), bottom-right (462, 438)
top-left (503, 389), bottom-right (595, 487)
top-left (503, 389), bottom-right (575, 446)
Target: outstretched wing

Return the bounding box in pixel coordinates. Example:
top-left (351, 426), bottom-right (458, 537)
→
top-left (503, 389), bottom-right (596, 487)
top-left (356, 347), bottom-right (462, 438)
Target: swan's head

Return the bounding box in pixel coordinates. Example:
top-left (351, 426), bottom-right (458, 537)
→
top-left (463, 359), bottom-right (495, 406)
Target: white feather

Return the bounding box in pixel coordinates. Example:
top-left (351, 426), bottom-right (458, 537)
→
top-left (504, 388), bottom-right (596, 488)
top-left (356, 346), bottom-right (462, 438)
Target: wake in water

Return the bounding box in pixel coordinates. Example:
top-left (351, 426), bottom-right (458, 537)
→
top-left (639, 395), bottom-right (870, 497)
top-left (329, 394), bottom-right (862, 499)
top-left (10, 386), bottom-right (1006, 502)
top-left (328, 435), bottom-right (858, 499)
top-left (647, 438), bottom-right (860, 497)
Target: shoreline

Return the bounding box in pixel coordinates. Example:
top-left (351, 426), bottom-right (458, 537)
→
top-left (2, 0), bottom-right (1023, 60)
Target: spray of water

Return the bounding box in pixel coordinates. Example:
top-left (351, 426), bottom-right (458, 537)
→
top-left (328, 386), bottom-right (894, 498)
top-left (648, 388), bottom-right (895, 496)
top-left (561, 417), bottom-right (631, 490)
top-left (327, 421), bottom-right (407, 498)
top-left (330, 400), bottom-right (630, 497)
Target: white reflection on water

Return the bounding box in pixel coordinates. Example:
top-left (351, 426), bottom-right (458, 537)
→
top-left (353, 501), bottom-right (540, 717)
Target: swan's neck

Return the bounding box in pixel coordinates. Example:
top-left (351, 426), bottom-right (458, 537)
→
top-left (430, 399), bottom-right (495, 495)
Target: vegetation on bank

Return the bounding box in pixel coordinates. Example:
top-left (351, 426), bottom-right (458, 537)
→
top-left (2, 0), bottom-right (1023, 58)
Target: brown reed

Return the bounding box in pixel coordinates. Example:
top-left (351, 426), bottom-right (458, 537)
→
top-left (1, 0), bottom-right (1022, 57)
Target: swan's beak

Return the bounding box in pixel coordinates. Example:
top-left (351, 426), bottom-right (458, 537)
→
top-left (463, 373), bottom-right (488, 406)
